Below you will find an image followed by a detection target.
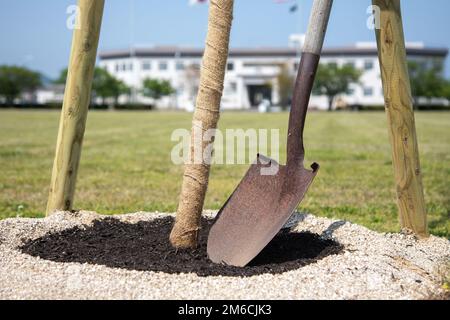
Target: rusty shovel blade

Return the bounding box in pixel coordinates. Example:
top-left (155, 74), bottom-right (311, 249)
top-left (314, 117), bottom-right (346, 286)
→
top-left (206, 0), bottom-right (332, 267)
top-left (206, 51), bottom-right (322, 267)
top-left (207, 154), bottom-right (319, 267)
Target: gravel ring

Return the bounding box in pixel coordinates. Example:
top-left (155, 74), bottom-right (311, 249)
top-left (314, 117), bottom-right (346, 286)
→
top-left (0, 210), bottom-right (449, 300)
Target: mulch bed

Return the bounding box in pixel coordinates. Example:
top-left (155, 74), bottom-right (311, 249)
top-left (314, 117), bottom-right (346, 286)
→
top-left (20, 216), bottom-right (343, 277)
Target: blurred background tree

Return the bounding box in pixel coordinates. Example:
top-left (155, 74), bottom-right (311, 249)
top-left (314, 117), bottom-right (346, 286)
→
top-left (313, 63), bottom-right (361, 111)
top-left (408, 60), bottom-right (447, 109)
top-left (442, 80), bottom-right (450, 101)
top-left (276, 63), bottom-right (295, 110)
top-left (92, 68), bottom-right (130, 107)
top-left (142, 78), bottom-right (175, 102)
top-left (54, 68), bottom-right (68, 85)
top-left (55, 67), bottom-right (130, 108)
top-left (0, 65), bottom-right (41, 104)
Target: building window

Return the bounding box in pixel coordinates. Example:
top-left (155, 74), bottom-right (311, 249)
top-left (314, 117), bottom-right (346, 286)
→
top-left (364, 60), bottom-right (374, 70)
top-left (176, 62), bottom-right (185, 70)
top-left (293, 63), bottom-right (299, 71)
top-left (128, 63), bottom-right (133, 71)
top-left (363, 87), bottom-right (373, 96)
top-left (122, 63), bottom-right (127, 71)
top-left (159, 61), bottom-right (168, 71)
top-left (347, 88), bottom-right (355, 95)
top-left (227, 82), bottom-right (237, 94)
top-left (142, 62), bottom-right (151, 71)
top-left (244, 63), bottom-right (275, 68)
top-left (115, 64), bottom-right (120, 72)
top-left (227, 62), bottom-right (234, 71)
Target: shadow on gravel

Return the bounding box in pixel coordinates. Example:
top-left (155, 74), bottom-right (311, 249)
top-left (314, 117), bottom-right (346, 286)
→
top-left (20, 217), bottom-right (343, 277)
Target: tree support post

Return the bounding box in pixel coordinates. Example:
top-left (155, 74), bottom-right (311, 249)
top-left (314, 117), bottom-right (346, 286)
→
top-left (373, 0), bottom-right (428, 237)
top-left (46, 0), bottom-right (105, 215)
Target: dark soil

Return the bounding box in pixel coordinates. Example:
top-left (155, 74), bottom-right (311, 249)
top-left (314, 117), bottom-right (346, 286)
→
top-left (20, 216), bottom-right (343, 277)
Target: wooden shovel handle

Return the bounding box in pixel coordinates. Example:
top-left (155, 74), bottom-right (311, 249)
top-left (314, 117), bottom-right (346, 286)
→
top-left (286, 0), bottom-right (333, 168)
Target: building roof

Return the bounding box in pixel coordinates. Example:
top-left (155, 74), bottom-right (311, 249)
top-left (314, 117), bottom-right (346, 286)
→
top-left (99, 45), bottom-right (449, 60)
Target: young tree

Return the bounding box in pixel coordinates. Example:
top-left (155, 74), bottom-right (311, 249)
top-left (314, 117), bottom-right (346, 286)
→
top-left (312, 63), bottom-right (361, 111)
top-left (113, 80), bottom-right (131, 106)
top-left (442, 80), bottom-right (450, 101)
top-left (0, 65), bottom-right (41, 104)
top-left (54, 68), bottom-right (69, 85)
top-left (142, 78), bottom-right (175, 103)
top-left (170, 0), bottom-right (234, 249)
top-left (277, 63), bottom-right (294, 109)
top-left (56, 67), bottom-right (129, 107)
top-left (92, 67), bottom-right (113, 104)
top-left (408, 60), bottom-right (446, 108)
top-left (93, 68), bottom-right (130, 106)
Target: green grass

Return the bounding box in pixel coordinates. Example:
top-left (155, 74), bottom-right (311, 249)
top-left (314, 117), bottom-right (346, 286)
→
top-left (0, 110), bottom-right (448, 237)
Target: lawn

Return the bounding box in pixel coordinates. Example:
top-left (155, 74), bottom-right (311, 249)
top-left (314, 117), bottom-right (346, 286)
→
top-left (0, 110), bottom-right (448, 237)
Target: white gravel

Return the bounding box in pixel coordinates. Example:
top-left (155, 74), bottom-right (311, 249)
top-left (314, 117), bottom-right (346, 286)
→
top-left (0, 210), bottom-right (448, 300)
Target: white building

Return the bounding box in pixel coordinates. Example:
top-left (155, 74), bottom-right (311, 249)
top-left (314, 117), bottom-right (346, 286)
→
top-left (86, 38), bottom-right (448, 110)
top-left (35, 84), bottom-right (65, 105)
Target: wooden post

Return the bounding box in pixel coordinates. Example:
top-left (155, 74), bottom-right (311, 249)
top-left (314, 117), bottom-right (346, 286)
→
top-left (372, 0), bottom-right (428, 237)
top-left (46, 0), bottom-right (105, 215)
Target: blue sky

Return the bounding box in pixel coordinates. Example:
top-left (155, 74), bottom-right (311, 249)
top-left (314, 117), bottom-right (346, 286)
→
top-left (0, 0), bottom-right (449, 78)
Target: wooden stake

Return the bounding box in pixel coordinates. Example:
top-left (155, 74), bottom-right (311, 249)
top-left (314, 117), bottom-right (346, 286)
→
top-left (372, 0), bottom-right (428, 237)
top-left (46, 0), bottom-right (105, 215)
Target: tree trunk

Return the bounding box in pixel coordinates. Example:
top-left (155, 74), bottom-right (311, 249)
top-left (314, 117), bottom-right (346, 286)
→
top-left (170, 0), bottom-right (234, 249)
top-left (6, 96), bottom-right (15, 106)
top-left (412, 96), bottom-right (419, 110)
top-left (112, 96), bottom-right (119, 110)
top-left (327, 96), bottom-right (334, 111)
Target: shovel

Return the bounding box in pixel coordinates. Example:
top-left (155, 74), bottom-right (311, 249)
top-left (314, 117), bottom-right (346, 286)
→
top-left (207, 0), bottom-right (333, 267)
